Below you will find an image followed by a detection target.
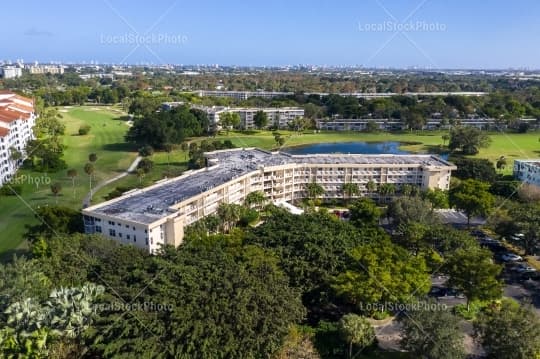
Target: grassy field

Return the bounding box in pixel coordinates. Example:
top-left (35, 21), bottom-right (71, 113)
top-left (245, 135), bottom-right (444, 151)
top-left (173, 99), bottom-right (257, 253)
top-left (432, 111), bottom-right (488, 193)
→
top-left (0, 106), bottom-right (138, 257)
top-left (1, 108), bottom-right (538, 258)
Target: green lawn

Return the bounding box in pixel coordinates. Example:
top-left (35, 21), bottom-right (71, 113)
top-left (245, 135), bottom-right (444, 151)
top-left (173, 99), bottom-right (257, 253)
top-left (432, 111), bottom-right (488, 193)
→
top-left (0, 106), bottom-right (138, 258)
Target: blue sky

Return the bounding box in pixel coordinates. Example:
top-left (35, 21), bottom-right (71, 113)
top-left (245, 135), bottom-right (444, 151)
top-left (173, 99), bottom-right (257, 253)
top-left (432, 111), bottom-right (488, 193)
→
top-left (1, 0), bottom-right (539, 68)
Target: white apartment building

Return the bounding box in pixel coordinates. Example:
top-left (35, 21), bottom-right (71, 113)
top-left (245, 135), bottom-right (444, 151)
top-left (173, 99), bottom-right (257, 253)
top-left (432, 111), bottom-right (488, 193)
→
top-left (195, 90), bottom-right (294, 100)
top-left (1, 66), bottom-right (23, 79)
top-left (235, 107), bottom-right (304, 129)
top-left (83, 148), bottom-right (456, 253)
top-left (28, 65), bottom-right (65, 75)
top-left (0, 92), bottom-right (36, 185)
top-left (513, 160), bottom-right (540, 187)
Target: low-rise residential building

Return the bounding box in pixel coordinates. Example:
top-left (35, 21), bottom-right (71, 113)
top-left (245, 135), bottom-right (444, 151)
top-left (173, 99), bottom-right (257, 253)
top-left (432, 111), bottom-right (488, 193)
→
top-left (0, 92), bottom-right (36, 185)
top-left (513, 160), bottom-right (540, 186)
top-left (83, 148), bottom-right (456, 253)
top-left (28, 65), bottom-right (65, 75)
top-left (235, 107), bottom-right (304, 129)
top-left (316, 118), bottom-right (537, 131)
top-left (0, 66), bottom-right (23, 79)
top-left (195, 90), bottom-right (294, 100)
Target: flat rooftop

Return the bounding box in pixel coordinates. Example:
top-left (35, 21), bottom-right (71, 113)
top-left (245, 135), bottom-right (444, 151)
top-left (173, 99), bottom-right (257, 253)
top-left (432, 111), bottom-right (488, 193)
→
top-left (86, 148), bottom-right (454, 224)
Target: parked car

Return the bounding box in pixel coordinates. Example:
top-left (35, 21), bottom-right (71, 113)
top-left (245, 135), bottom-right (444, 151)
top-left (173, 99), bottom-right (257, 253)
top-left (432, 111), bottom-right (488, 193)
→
top-left (513, 264), bottom-right (537, 274)
top-left (501, 253), bottom-right (523, 262)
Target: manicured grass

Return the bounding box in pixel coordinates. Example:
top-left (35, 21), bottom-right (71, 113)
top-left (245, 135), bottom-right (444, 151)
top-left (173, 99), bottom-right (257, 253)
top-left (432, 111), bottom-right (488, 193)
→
top-left (0, 105), bottom-right (137, 258)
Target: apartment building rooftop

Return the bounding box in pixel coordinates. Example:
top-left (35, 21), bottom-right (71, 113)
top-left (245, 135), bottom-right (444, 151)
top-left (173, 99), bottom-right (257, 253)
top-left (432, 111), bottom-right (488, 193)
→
top-left (88, 148), bottom-right (454, 225)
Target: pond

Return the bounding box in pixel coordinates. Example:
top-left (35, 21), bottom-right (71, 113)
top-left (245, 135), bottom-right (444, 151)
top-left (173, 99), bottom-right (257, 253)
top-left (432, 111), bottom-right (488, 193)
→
top-left (283, 141), bottom-right (411, 155)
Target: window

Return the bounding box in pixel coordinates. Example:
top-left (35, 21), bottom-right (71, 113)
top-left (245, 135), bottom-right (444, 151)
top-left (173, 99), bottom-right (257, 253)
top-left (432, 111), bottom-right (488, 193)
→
top-left (109, 229), bottom-right (116, 237)
top-left (127, 234), bottom-right (131, 240)
top-left (118, 233), bottom-right (122, 238)
top-left (95, 226), bottom-right (102, 233)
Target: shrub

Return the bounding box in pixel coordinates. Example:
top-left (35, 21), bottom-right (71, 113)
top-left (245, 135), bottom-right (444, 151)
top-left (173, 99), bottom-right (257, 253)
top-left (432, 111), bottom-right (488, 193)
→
top-left (78, 124), bottom-right (91, 135)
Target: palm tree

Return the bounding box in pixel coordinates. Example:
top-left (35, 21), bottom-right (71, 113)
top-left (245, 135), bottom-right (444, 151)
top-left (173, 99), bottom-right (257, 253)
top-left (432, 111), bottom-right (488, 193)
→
top-left (366, 180), bottom-right (377, 197)
top-left (9, 147), bottom-right (23, 163)
top-left (181, 142), bottom-right (189, 161)
top-left (84, 163), bottom-right (95, 193)
top-left (67, 168), bottom-right (78, 197)
top-left (163, 143), bottom-right (174, 171)
top-left (50, 182), bottom-right (62, 204)
top-left (88, 153), bottom-right (98, 163)
top-left (136, 168), bottom-right (145, 185)
top-left (306, 182), bottom-right (325, 202)
top-left (245, 191), bottom-right (266, 210)
top-left (401, 184), bottom-right (413, 197)
top-left (342, 182), bottom-right (360, 205)
top-left (217, 203), bottom-right (242, 232)
top-left (379, 183), bottom-right (396, 203)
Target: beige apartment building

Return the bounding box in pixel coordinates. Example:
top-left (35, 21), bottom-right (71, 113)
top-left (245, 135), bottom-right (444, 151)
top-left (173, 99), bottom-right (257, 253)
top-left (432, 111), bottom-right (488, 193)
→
top-left (83, 148), bottom-right (456, 253)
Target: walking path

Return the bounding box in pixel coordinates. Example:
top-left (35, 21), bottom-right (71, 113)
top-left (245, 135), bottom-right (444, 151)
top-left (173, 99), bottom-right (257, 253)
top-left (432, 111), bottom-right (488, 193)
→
top-left (82, 156), bottom-right (142, 207)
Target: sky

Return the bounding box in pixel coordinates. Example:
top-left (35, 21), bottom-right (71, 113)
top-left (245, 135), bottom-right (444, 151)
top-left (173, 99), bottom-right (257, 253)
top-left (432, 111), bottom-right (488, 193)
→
top-left (1, 0), bottom-right (540, 69)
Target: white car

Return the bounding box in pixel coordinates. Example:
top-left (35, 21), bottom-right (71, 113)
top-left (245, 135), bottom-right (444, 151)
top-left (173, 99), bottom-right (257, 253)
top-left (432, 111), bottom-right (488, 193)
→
top-left (515, 264), bottom-right (536, 274)
top-left (501, 253), bottom-right (523, 262)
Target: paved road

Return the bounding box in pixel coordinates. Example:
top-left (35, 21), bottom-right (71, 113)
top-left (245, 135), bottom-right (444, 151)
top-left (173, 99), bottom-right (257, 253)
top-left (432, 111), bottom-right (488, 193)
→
top-left (82, 156), bottom-right (142, 208)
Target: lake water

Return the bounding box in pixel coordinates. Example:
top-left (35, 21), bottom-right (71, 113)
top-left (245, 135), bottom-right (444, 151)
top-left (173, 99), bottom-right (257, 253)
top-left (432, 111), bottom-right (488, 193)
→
top-left (283, 141), bottom-right (411, 155)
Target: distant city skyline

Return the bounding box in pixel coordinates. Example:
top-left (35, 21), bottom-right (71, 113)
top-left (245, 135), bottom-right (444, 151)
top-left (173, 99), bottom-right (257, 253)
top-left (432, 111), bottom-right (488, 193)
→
top-left (1, 0), bottom-right (540, 69)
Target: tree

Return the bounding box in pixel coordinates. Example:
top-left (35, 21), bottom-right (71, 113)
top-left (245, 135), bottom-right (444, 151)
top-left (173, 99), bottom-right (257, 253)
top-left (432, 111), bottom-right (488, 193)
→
top-left (253, 110), bottom-right (268, 129)
top-left (88, 153), bottom-right (98, 163)
top-left (163, 143), bottom-right (174, 171)
top-left (245, 191), bottom-right (267, 210)
top-left (9, 147), bottom-right (23, 162)
top-left (423, 188), bottom-right (449, 209)
top-left (50, 183), bottom-right (62, 204)
top-left (448, 127), bottom-right (492, 155)
top-left (474, 300), bottom-right (540, 359)
top-left (444, 247), bottom-right (503, 310)
top-left (366, 180), bottom-right (377, 197)
top-left (274, 133), bottom-right (286, 147)
top-left (450, 179), bottom-right (494, 227)
top-left (180, 142), bottom-right (189, 161)
top-left (216, 203), bottom-right (243, 232)
top-left (332, 240), bottom-right (430, 313)
top-left (387, 196), bottom-right (439, 227)
top-left (338, 314), bottom-right (375, 358)
top-left (441, 133), bottom-right (450, 146)
top-left (78, 124), bottom-right (91, 135)
top-left (136, 168), bottom-right (145, 185)
top-left (25, 206), bottom-right (84, 243)
top-left (341, 182), bottom-right (360, 204)
top-left (453, 158), bottom-right (497, 183)
top-left (508, 203), bottom-right (540, 255)
top-left (137, 158), bottom-right (154, 174)
top-left (66, 169), bottom-right (78, 197)
top-left (83, 163), bottom-right (94, 192)
top-left (306, 182), bottom-right (325, 201)
top-left (400, 302), bottom-right (466, 359)
top-left (496, 156), bottom-right (507, 171)
top-left (138, 145), bottom-right (154, 157)
top-left (348, 198), bottom-right (381, 227)
top-left (378, 183), bottom-right (396, 203)
top-left (220, 112), bottom-right (240, 133)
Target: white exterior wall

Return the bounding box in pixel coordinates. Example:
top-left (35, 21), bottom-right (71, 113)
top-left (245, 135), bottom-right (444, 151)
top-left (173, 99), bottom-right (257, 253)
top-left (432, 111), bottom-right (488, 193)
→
top-left (0, 115), bottom-right (36, 186)
top-left (514, 160), bottom-right (540, 186)
top-left (83, 158), bottom-right (454, 253)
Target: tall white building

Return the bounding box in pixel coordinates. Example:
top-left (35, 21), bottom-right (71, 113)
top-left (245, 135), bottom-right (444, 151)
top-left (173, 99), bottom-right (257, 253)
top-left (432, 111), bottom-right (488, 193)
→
top-left (0, 92), bottom-right (36, 186)
top-left (83, 148), bottom-right (456, 253)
